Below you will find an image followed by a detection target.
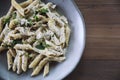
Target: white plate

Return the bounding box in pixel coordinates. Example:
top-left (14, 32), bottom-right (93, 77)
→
top-left (0, 0), bottom-right (85, 80)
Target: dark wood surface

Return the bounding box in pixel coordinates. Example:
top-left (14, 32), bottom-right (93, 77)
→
top-left (64, 0), bottom-right (120, 80)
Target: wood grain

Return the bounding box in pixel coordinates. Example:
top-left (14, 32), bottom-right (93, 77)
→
top-left (65, 60), bottom-right (120, 80)
top-left (64, 0), bottom-right (120, 80)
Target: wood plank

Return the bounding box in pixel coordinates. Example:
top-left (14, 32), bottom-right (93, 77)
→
top-left (86, 24), bottom-right (120, 47)
top-left (74, 0), bottom-right (120, 24)
top-left (64, 60), bottom-right (120, 80)
top-left (66, 0), bottom-right (120, 80)
top-left (85, 24), bottom-right (120, 59)
top-left (87, 37), bottom-right (120, 48)
top-left (80, 4), bottom-right (120, 24)
top-left (87, 25), bottom-right (120, 37)
top-left (75, 0), bottom-right (120, 4)
top-left (83, 47), bottom-right (120, 59)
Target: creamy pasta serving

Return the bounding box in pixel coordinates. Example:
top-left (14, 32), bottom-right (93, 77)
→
top-left (0, 0), bottom-right (71, 77)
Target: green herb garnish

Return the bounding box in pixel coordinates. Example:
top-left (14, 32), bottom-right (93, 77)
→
top-left (40, 8), bottom-right (48, 14)
top-left (11, 39), bottom-right (23, 46)
top-left (35, 8), bottom-right (48, 15)
top-left (35, 41), bottom-right (50, 50)
top-left (27, 19), bottom-right (33, 27)
top-left (34, 15), bottom-right (39, 21)
top-left (36, 43), bottom-right (45, 50)
top-left (12, 12), bottom-right (17, 19)
top-left (4, 16), bottom-right (10, 24)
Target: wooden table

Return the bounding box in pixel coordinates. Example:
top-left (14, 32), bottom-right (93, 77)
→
top-left (64, 0), bottom-right (120, 80)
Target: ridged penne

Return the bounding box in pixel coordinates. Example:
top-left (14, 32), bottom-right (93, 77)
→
top-left (7, 51), bottom-right (13, 70)
top-left (12, 55), bottom-right (18, 72)
top-left (17, 55), bottom-right (22, 74)
top-left (43, 62), bottom-right (49, 77)
top-left (48, 56), bottom-right (66, 62)
top-left (0, 24), bottom-right (9, 42)
top-left (0, 16), bottom-right (5, 33)
top-left (14, 44), bottom-right (33, 50)
top-left (26, 0), bottom-right (40, 9)
top-left (20, 0), bottom-right (33, 8)
top-left (11, 0), bottom-right (25, 16)
top-left (9, 49), bottom-right (16, 57)
top-left (31, 57), bottom-right (49, 76)
top-left (22, 53), bottom-right (28, 72)
top-left (29, 54), bottom-right (44, 68)
top-left (60, 27), bottom-right (66, 44)
top-left (65, 25), bottom-right (71, 46)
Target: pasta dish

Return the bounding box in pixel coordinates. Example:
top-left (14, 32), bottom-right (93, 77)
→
top-left (0, 0), bottom-right (71, 77)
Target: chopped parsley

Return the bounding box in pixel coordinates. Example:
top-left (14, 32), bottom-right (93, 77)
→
top-left (35, 41), bottom-right (50, 50)
top-left (11, 39), bottom-right (23, 46)
top-left (12, 12), bottom-right (17, 19)
top-left (4, 16), bottom-right (10, 24)
top-left (40, 8), bottom-right (48, 14)
top-left (35, 8), bottom-right (48, 15)
top-left (33, 15), bottom-right (39, 21)
top-left (27, 19), bottom-right (33, 27)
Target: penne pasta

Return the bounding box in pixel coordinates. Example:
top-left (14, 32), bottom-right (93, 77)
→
top-left (12, 55), bottom-right (18, 72)
top-left (29, 54), bottom-right (44, 68)
top-left (43, 62), bottom-right (49, 77)
top-left (31, 57), bottom-right (49, 76)
top-left (20, 0), bottom-right (33, 8)
top-left (26, 0), bottom-right (40, 9)
top-left (22, 53), bottom-right (28, 72)
top-left (9, 19), bottom-right (18, 29)
top-left (9, 49), bottom-right (16, 57)
top-left (65, 25), bottom-right (71, 46)
top-left (0, 16), bottom-right (5, 33)
top-left (17, 55), bottom-right (22, 74)
top-left (14, 44), bottom-right (33, 50)
top-left (11, 0), bottom-right (25, 16)
top-left (60, 27), bottom-right (66, 44)
top-left (0, 24), bottom-right (9, 42)
top-left (48, 56), bottom-right (66, 62)
top-left (47, 49), bottom-right (64, 57)
top-left (6, 0), bottom-right (33, 17)
top-left (7, 51), bottom-right (13, 70)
